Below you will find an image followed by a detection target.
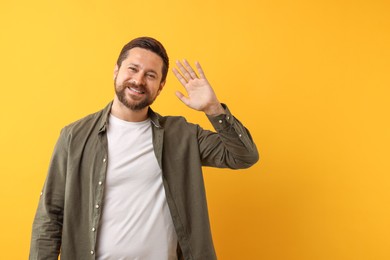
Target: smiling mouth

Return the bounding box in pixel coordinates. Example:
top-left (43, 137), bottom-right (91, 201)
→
top-left (128, 86), bottom-right (145, 94)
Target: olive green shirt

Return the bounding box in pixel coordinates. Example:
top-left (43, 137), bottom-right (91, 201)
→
top-left (30, 102), bottom-right (259, 260)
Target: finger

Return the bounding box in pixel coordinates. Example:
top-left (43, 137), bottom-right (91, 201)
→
top-left (172, 68), bottom-right (187, 87)
top-left (183, 59), bottom-right (198, 79)
top-left (176, 60), bottom-right (192, 81)
top-left (175, 91), bottom-right (190, 106)
top-left (195, 61), bottom-right (206, 79)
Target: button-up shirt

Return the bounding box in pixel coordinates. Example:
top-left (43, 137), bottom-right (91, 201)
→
top-left (29, 102), bottom-right (259, 260)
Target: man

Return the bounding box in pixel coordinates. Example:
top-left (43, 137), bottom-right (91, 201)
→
top-left (30, 37), bottom-right (259, 260)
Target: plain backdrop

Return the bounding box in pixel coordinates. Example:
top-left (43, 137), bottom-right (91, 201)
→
top-left (0, 0), bottom-right (389, 259)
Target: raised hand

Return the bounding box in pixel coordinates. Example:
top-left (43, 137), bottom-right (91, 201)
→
top-left (172, 60), bottom-right (225, 116)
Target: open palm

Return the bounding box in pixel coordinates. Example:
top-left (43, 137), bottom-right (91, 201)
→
top-left (173, 60), bottom-right (224, 116)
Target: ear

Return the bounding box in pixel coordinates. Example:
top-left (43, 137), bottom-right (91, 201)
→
top-left (157, 80), bottom-right (166, 95)
top-left (113, 65), bottom-right (119, 80)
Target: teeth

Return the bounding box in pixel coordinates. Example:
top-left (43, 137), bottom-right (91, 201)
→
top-left (129, 87), bottom-right (144, 94)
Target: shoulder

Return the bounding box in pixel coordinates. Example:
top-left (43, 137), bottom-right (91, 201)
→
top-left (61, 102), bottom-right (111, 138)
top-left (155, 113), bottom-right (206, 140)
top-left (155, 112), bottom-right (196, 129)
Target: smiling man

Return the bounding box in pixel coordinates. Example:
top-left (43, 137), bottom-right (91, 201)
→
top-left (29, 37), bottom-right (259, 260)
top-left (113, 47), bottom-right (166, 118)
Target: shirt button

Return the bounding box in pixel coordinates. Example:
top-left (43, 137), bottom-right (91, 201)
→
top-left (98, 181), bottom-right (102, 185)
top-left (90, 250), bottom-right (94, 255)
top-left (95, 204), bottom-right (100, 209)
top-left (40, 191), bottom-right (43, 196)
top-left (103, 158), bottom-right (106, 163)
top-left (226, 116), bottom-right (230, 120)
top-left (218, 120), bottom-right (223, 124)
top-left (92, 227), bottom-right (96, 232)
top-left (239, 134), bottom-right (242, 138)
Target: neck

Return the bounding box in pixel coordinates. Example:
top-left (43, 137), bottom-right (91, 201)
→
top-left (111, 97), bottom-right (149, 122)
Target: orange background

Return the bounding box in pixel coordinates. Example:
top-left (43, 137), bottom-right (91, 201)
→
top-left (1, 0), bottom-right (389, 259)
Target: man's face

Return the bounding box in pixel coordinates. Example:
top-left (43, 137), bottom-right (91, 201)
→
top-left (114, 47), bottom-right (165, 111)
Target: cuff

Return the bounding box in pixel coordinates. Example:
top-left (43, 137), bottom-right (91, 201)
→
top-left (207, 103), bottom-right (234, 131)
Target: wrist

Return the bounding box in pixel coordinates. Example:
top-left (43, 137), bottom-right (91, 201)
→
top-left (204, 103), bottom-right (225, 116)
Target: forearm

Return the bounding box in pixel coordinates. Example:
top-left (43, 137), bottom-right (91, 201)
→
top-left (30, 199), bottom-right (63, 259)
top-left (30, 131), bottom-right (67, 259)
top-left (200, 104), bottom-right (259, 169)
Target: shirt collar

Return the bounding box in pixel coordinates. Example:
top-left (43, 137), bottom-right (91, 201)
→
top-left (148, 106), bottom-right (162, 128)
top-left (98, 101), bottom-right (162, 134)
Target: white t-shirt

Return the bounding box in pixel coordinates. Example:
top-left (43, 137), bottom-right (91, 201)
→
top-left (96, 114), bottom-right (178, 260)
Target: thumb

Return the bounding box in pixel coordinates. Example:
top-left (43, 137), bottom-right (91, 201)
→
top-left (175, 91), bottom-right (190, 106)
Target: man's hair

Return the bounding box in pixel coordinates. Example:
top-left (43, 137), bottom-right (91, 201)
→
top-left (116, 37), bottom-right (169, 83)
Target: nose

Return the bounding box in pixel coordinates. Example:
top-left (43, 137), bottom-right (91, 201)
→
top-left (132, 72), bottom-right (145, 86)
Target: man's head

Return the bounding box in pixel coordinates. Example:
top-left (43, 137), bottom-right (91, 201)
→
top-left (116, 37), bottom-right (169, 83)
top-left (113, 37), bottom-right (169, 111)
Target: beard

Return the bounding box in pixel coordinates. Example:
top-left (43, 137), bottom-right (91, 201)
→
top-left (115, 79), bottom-right (155, 111)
